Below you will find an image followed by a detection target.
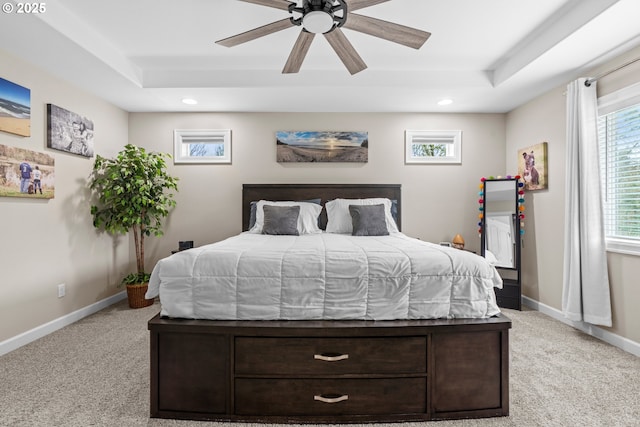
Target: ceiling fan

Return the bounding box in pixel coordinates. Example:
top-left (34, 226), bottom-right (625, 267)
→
top-left (216, 0), bottom-right (431, 75)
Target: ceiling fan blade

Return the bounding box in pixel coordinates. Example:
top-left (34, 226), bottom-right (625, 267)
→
top-left (324, 28), bottom-right (367, 75)
top-left (346, 0), bottom-right (391, 12)
top-left (344, 13), bottom-right (431, 49)
top-left (237, 0), bottom-right (294, 11)
top-left (216, 18), bottom-right (294, 47)
top-left (283, 30), bottom-right (316, 74)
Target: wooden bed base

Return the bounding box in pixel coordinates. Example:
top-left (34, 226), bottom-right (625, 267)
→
top-left (149, 315), bottom-right (510, 422)
top-left (148, 184), bottom-right (511, 422)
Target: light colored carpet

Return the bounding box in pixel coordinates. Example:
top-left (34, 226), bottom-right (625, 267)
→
top-left (0, 300), bottom-right (638, 427)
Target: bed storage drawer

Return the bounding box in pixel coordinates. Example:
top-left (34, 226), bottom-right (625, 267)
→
top-left (235, 378), bottom-right (427, 416)
top-left (149, 314), bottom-right (511, 422)
top-left (235, 337), bottom-right (426, 375)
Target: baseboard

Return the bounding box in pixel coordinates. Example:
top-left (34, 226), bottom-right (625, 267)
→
top-left (522, 296), bottom-right (640, 357)
top-left (0, 291), bottom-right (127, 357)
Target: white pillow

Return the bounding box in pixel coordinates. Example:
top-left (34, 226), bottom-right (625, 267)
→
top-left (250, 200), bottom-right (322, 235)
top-left (325, 198), bottom-right (399, 234)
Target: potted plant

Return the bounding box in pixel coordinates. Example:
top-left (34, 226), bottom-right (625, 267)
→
top-left (88, 144), bottom-right (178, 308)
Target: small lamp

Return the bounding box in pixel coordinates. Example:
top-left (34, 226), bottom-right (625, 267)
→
top-left (452, 234), bottom-right (465, 250)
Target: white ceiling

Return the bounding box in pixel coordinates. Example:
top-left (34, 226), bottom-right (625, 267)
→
top-left (1, 0), bottom-right (640, 113)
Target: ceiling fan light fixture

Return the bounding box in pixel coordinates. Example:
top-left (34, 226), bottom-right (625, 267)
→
top-left (303, 11), bottom-right (335, 34)
top-left (438, 98), bottom-right (453, 106)
top-left (182, 98), bottom-right (198, 105)
top-left (216, 0), bottom-right (429, 75)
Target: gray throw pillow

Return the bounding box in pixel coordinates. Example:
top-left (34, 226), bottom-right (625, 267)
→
top-left (349, 204), bottom-right (389, 236)
top-left (262, 205), bottom-right (300, 236)
top-left (249, 198), bottom-right (320, 230)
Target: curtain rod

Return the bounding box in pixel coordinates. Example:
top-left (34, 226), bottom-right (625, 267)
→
top-left (584, 56), bottom-right (640, 87)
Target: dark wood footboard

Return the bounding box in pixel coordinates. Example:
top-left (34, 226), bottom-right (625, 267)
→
top-left (148, 315), bottom-right (510, 423)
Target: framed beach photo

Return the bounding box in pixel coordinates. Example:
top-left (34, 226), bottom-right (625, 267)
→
top-left (0, 77), bottom-right (31, 137)
top-left (47, 104), bottom-right (95, 157)
top-left (276, 131), bottom-right (368, 163)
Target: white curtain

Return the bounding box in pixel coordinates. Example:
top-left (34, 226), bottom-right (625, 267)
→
top-left (562, 78), bottom-right (612, 327)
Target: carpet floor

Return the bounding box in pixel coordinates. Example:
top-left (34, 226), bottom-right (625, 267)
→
top-left (0, 300), bottom-right (638, 427)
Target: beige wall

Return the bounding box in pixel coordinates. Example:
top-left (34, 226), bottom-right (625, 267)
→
top-left (506, 45), bottom-right (640, 343)
top-left (0, 49), bottom-right (129, 342)
top-left (129, 112), bottom-right (505, 266)
top-left (3, 41), bottom-right (638, 349)
top-left (506, 87), bottom-right (567, 306)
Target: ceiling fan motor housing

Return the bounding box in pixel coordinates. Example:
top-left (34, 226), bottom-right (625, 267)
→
top-left (289, 0), bottom-right (347, 34)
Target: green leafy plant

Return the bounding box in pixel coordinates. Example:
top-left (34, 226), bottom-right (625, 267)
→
top-left (89, 144), bottom-right (178, 285)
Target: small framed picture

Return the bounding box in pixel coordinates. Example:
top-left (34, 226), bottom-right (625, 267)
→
top-left (47, 104), bottom-right (94, 157)
top-left (0, 77), bottom-right (31, 137)
top-left (0, 143), bottom-right (55, 199)
top-left (518, 142), bottom-right (548, 191)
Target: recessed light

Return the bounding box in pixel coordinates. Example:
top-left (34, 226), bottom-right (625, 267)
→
top-left (437, 98), bottom-right (453, 106)
top-left (182, 98), bottom-right (198, 105)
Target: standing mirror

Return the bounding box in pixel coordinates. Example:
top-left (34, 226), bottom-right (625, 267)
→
top-left (481, 178), bottom-right (522, 310)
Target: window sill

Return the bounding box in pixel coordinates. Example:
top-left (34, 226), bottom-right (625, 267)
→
top-left (606, 238), bottom-right (640, 256)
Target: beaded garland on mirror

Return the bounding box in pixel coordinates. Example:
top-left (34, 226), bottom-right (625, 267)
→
top-left (477, 175), bottom-right (525, 238)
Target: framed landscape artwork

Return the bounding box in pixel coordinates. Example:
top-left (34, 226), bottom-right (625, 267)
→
top-left (0, 143), bottom-right (55, 199)
top-left (518, 142), bottom-right (548, 191)
top-left (47, 104), bottom-right (95, 157)
top-left (276, 131), bottom-right (368, 163)
top-left (0, 77), bottom-right (31, 137)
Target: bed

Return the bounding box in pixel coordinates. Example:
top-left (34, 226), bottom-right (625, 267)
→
top-left (148, 184), bottom-right (511, 423)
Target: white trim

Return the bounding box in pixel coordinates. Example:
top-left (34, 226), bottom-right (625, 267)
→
top-left (4, 292), bottom-right (636, 358)
top-left (0, 291), bottom-right (127, 357)
top-left (597, 80), bottom-right (640, 115)
top-left (522, 296), bottom-right (640, 357)
top-left (606, 237), bottom-right (640, 257)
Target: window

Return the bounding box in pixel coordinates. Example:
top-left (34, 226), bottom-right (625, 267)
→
top-left (173, 129), bottom-right (231, 164)
top-left (405, 130), bottom-right (462, 164)
top-left (597, 82), bottom-right (640, 255)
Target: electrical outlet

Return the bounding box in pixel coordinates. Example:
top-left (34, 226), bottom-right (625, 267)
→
top-left (57, 283), bottom-right (66, 298)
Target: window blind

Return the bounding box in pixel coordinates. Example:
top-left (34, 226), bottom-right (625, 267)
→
top-left (598, 103), bottom-right (640, 242)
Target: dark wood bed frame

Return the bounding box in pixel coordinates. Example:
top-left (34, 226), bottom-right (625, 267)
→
top-left (149, 184), bottom-right (511, 423)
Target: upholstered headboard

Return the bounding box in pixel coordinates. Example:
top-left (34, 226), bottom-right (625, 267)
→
top-left (242, 184), bottom-right (401, 232)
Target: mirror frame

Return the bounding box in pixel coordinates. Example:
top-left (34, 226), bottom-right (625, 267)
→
top-left (480, 178), bottom-right (521, 271)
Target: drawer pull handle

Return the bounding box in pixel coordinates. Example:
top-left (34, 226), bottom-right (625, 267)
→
top-left (314, 394), bottom-right (349, 404)
top-left (314, 353), bottom-right (349, 362)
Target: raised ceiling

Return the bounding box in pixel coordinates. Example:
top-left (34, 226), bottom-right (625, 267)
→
top-left (1, 0), bottom-right (639, 113)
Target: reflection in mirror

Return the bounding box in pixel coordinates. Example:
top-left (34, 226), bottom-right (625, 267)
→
top-left (486, 213), bottom-right (515, 267)
top-left (482, 180), bottom-right (518, 269)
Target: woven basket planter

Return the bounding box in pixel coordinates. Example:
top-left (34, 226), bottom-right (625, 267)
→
top-left (126, 282), bottom-right (154, 309)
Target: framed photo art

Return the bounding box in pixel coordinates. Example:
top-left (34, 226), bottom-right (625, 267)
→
top-left (405, 130), bottom-right (462, 164)
top-left (0, 143), bottom-right (55, 199)
top-left (276, 131), bottom-right (368, 163)
top-left (518, 142), bottom-right (548, 191)
top-left (47, 104), bottom-right (94, 157)
top-left (0, 77), bottom-right (31, 137)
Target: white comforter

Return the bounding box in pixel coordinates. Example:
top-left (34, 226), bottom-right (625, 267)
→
top-left (146, 232), bottom-right (502, 320)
